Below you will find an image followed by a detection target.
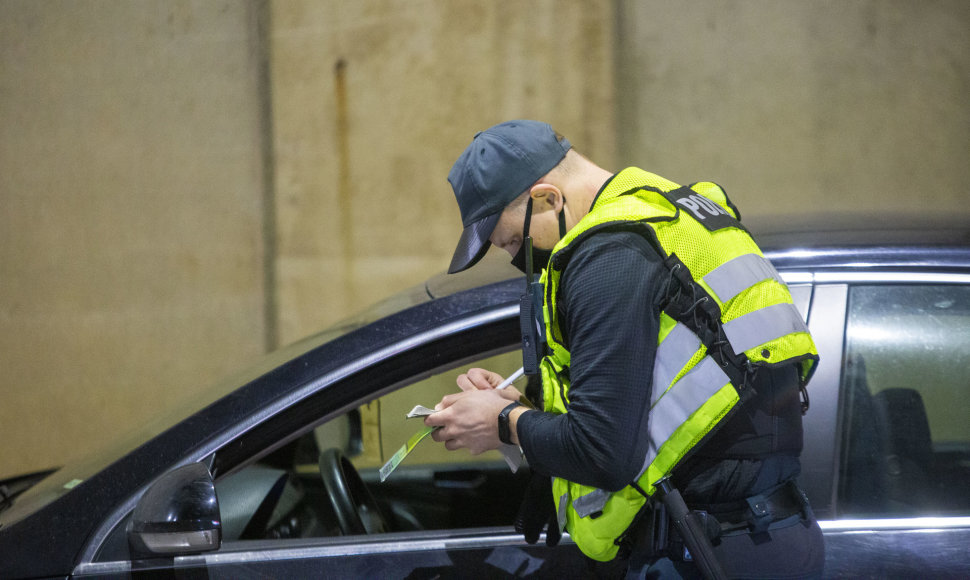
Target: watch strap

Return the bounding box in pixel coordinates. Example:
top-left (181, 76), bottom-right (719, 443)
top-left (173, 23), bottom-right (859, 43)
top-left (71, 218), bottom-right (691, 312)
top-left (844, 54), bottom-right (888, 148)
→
top-left (498, 401), bottom-right (522, 445)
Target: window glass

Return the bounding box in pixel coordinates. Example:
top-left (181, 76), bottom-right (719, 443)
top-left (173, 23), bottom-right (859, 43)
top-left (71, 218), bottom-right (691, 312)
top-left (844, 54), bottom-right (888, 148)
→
top-left (349, 351), bottom-right (523, 470)
top-left (214, 350), bottom-right (529, 541)
top-left (839, 284), bottom-right (970, 517)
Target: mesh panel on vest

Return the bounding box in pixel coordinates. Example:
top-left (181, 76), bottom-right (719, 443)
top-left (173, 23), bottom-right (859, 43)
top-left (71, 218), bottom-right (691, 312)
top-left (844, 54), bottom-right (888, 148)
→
top-left (655, 221), bottom-right (759, 287)
top-left (604, 169), bottom-right (680, 195)
top-left (728, 279), bottom-right (788, 319)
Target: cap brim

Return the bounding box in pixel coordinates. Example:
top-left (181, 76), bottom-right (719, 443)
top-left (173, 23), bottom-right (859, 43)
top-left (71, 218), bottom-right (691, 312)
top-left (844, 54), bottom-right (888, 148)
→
top-left (448, 212), bottom-right (501, 274)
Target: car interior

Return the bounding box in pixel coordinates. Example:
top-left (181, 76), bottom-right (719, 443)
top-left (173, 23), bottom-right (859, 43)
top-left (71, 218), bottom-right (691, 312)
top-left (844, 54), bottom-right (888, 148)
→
top-left (213, 350), bottom-right (532, 543)
top-left (838, 284), bottom-right (970, 518)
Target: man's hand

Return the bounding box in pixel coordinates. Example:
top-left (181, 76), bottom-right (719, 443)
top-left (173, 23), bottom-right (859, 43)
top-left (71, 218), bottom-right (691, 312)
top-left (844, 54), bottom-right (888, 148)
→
top-left (425, 368), bottom-right (524, 454)
top-left (454, 367), bottom-right (523, 401)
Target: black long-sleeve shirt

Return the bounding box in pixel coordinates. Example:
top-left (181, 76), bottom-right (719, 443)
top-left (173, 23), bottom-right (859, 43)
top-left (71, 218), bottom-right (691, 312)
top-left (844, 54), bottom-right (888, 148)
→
top-left (517, 230), bottom-right (665, 491)
top-left (515, 229), bottom-right (803, 502)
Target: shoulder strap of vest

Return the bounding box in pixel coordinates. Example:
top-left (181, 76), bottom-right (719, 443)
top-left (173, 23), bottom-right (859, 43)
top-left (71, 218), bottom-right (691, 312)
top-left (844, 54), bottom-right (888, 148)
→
top-left (659, 252), bottom-right (757, 398)
top-left (549, 181), bottom-right (681, 270)
top-left (549, 219), bottom-right (672, 271)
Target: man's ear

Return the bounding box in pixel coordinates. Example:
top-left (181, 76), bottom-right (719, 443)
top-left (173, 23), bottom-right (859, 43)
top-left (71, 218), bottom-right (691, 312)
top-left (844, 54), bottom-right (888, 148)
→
top-left (529, 184), bottom-right (564, 213)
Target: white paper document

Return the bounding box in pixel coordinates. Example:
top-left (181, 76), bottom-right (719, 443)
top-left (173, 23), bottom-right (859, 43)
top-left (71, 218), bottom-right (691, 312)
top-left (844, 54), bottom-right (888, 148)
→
top-left (379, 404), bottom-right (524, 481)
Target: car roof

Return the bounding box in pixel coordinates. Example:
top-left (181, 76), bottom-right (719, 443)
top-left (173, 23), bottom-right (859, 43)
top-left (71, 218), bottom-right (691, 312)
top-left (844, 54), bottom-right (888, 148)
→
top-left (751, 214), bottom-right (970, 253)
top-left (428, 222), bottom-right (970, 297)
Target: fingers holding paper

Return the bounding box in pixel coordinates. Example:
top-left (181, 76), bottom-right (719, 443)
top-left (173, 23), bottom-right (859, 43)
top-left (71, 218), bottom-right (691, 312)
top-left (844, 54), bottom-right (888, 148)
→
top-left (450, 367), bottom-right (523, 403)
top-left (425, 388), bottom-right (517, 455)
top-left (456, 367), bottom-right (504, 391)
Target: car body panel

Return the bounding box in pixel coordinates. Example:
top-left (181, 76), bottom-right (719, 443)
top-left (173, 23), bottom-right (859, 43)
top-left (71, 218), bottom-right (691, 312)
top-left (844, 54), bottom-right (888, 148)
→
top-left (821, 518), bottom-right (970, 577)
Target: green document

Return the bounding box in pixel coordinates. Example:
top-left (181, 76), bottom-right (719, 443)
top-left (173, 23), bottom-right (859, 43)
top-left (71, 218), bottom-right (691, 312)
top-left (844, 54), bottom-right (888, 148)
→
top-left (378, 406), bottom-right (438, 482)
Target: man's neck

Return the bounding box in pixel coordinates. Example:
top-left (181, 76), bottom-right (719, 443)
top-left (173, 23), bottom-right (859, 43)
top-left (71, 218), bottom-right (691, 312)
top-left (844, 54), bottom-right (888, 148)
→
top-left (572, 165), bottom-right (614, 220)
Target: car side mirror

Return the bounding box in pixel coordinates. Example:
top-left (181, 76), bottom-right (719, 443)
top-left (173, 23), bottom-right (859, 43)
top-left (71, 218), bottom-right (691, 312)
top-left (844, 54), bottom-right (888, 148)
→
top-left (127, 462), bottom-right (222, 557)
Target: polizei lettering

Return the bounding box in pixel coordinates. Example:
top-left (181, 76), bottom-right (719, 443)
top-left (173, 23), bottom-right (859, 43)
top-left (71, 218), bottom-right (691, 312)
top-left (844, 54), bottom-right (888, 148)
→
top-left (662, 186), bottom-right (742, 232)
top-left (678, 193), bottom-right (728, 220)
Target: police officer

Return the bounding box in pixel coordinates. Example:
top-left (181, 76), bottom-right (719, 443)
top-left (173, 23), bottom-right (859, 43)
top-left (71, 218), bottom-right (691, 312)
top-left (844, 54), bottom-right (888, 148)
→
top-left (425, 120), bottom-right (825, 578)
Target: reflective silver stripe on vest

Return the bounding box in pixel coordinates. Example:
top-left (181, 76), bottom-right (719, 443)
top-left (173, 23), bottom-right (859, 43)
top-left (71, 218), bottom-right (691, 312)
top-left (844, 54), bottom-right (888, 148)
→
top-left (639, 356), bottom-right (732, 476)
top-left (557, 493), bottom-right (568, 532)
top-left (572, 487), bottom-right (611, 518)
top-left (723, 302), bottom-right (809, 356)
top-left (651, 322), bottom-right (702, 408)
top-left (702, 253), bottom-right (783, 303)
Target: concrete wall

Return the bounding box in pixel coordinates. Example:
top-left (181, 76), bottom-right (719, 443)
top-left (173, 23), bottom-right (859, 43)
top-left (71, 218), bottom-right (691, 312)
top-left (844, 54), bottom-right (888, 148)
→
top-left (268, 0), bottom-right (616, 344)
top-left (616, 0), bottom-right (970, 232)
top-left (1, 0), bottom-right (968, 476)
top-left (0, 0), bottom-right (616, 476)
top-left (0, 1), bottom-right (269, 475)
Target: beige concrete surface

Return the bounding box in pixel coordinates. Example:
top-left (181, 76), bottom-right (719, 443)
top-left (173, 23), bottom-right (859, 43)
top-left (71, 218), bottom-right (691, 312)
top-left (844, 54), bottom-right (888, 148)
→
top-left (616, 0), bottom-right (970, 232)
top-left (268, 0), bottom-right (616, 345)
top-left (1, 0), bottom-right (968, 477)
top-left (0, 1), bottom-right (268, 475)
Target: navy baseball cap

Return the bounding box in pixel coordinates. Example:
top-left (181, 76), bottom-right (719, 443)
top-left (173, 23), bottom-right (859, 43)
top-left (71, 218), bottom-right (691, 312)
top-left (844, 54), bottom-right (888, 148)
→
top-left (447, 120), bottom-right (571, 274)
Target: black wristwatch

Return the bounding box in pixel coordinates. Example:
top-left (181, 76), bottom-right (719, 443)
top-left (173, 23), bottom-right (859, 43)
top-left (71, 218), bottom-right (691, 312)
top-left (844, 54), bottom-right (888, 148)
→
top-left (498, 401), bottom-right (522, 445)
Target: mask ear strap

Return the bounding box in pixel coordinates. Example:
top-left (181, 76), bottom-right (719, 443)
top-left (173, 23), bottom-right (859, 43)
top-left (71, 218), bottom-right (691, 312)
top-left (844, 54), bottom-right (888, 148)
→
top-left (523, 197), bottom-right (534, 238)
top-left (522, 197), bottom-right (536, 281)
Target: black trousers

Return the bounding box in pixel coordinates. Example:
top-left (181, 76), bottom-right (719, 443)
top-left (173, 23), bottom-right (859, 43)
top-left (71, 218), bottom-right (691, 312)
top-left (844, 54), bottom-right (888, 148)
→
top-left (624, 513), bottom-right (825, 579)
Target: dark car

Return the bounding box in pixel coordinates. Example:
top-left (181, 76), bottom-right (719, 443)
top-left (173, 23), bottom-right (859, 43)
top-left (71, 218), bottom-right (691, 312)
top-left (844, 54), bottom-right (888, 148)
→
top-left (2, 231), bottom-right (970, 579)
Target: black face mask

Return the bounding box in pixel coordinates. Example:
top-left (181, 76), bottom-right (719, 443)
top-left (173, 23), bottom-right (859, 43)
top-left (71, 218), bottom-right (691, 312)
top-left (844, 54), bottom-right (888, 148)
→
top-left (511, 244), bottom-right (552, 275)
top-left (509, 197), bottom-right (567, 275)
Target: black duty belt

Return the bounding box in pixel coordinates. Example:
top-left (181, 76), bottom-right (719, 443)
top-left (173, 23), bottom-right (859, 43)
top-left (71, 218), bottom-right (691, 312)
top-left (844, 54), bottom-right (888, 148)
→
top-left (697, 480), bottom-right (811, 534)
top-left (617, 480), bottom-right (814, 565)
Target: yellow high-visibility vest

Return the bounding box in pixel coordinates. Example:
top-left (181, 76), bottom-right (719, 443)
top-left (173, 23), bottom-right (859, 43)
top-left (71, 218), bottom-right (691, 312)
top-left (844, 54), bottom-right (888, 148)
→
top-left (539, 167), bottom-right (818, 561)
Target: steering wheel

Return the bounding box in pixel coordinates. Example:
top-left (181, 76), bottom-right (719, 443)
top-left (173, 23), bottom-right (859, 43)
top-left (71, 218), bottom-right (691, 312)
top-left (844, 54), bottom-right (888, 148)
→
top-left (318, 448), bottom-right (388, 535)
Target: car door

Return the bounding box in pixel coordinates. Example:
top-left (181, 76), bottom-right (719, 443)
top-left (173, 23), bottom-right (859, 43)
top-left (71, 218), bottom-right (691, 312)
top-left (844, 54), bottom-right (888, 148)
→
top-left (809, 271), bottom-right (970, 577)
top-left (74, 303), bottom-right (595, 579)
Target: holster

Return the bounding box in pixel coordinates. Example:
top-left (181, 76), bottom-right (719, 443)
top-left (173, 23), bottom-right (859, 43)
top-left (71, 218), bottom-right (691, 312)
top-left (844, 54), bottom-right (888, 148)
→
top-left (623, 504), bottom-right (722, 562)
